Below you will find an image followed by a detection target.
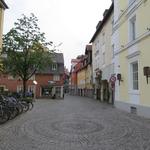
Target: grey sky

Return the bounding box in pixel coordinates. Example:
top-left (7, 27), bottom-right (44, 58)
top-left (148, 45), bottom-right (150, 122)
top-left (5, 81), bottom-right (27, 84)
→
top-left (4, 0), bottom-right (112, 70)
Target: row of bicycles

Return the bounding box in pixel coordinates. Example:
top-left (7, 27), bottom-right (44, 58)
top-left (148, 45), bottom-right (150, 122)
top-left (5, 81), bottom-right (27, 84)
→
top-left (0, 95), bottom-right (34, 124)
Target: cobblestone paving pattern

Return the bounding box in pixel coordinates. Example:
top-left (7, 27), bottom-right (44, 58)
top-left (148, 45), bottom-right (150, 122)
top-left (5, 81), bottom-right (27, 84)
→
top-left (0, 95), bottom-right (150, 150)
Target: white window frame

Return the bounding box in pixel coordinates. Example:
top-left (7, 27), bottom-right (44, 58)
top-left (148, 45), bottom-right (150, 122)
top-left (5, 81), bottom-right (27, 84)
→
top-left (102, 32), bottom-right (105, 45)
top-left (129, 15), bottom-right (136, 42)
top-left (53, 75), bottom-right (60, 81)
top-left (52, 63), bottom-right (57, 71)
top-left (17, 85), bottom-right (23, 92)
top-left (8, 75), bottom-right (14, 80)
top-left (131, 61), bottom-right (139, 90)
top-left (28, 85), bottom-right (35, 92)
top-left (112, 44), bottom-right (115, 58)
top-left (128, 57), bottom-right (139, 94)
top-left (102, 52), bottom-right (105, 65)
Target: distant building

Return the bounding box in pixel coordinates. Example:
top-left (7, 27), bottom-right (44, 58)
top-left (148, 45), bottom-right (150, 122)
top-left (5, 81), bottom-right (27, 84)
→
top-left (90, 3), bottom-right (114, 103)
top-left (0, 53), bottom-right (65, 99)
top-left (76, 55), bottom-right (86, 96)
top-left (84, 44), bottom-right (93, 98)
top-left (63, 67), bottom-right (69, 93)
top-left (70, 46), bottom-right (93, 98)
top-left (69, 58), bottom-right (80, 95)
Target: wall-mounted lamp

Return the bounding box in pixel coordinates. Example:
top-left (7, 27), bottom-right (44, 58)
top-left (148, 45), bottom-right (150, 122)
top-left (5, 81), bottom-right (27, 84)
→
top-left (117, 73), bottom-right (122, 85)
top-left (143, 66), bottom-right (150, 84)
top-left (33, 80), bottom-right (38, 99)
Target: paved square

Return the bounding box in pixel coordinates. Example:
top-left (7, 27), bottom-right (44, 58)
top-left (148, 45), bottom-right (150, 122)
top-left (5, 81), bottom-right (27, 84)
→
top-left (0, 95), bottom-right (150, 150)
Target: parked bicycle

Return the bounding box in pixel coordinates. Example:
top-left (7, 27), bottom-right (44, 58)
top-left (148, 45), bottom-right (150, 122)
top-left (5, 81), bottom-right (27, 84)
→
top-left (0, 94), bottom-right (34, 125)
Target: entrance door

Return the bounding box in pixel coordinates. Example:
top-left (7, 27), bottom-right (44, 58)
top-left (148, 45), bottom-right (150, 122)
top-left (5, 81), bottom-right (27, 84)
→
top-left (102, 80), bottom-right (110, 103)
top-left (96, 89), bottom-right (100, 100)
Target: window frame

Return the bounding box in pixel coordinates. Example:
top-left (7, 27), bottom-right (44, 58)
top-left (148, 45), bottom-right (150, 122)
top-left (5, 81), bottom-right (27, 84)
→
top-left (17, 85), bottom-right (23, 93)
top-left (129, 15), bottom-right (136, 42)
top-left (52, 63), bottom-right (57, 71)
top-left (112, 44), bottom-right (115, 58)
top-left (131, 61), bottom-right (139, 90)
top-left (53, 75), bottom-right (60, 81)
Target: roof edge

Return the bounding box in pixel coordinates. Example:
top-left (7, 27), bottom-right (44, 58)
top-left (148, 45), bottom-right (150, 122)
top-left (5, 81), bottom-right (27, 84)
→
top-left (89, 3), bottom-right (113, 43)
top-left (0, 0), bottom-right (9, 9)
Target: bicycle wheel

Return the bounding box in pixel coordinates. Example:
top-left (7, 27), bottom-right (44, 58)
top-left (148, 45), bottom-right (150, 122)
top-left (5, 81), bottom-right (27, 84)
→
top-left (28, 102), bottom-right (34, 110)
top-left (0, 109), bottom-right (9, 124)
top-left (21, 102), bottom-right (29, 112)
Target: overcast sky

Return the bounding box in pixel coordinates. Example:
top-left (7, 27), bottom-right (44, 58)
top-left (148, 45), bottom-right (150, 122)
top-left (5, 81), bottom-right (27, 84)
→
top-left (4, 0), bottom-right (112, 70)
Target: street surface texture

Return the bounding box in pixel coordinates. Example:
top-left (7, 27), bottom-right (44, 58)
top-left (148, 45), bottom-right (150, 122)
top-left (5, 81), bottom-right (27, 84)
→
top-left (0, 95), bottom-right (150, 150)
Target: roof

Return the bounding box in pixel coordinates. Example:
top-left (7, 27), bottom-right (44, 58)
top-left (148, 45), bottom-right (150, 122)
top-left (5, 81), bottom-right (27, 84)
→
top-left (0, 0), bottom-right (8, 9)
top-left (85, 44), bottom-right (92, 54)
top-left (51, 53), bottom-right (64, 64)
top-left (90, 3), bottom-right (113, 43)
top-left (71, 59), bottom-right (80, 64)
top-left (36, 53), bottom-right (64, 74)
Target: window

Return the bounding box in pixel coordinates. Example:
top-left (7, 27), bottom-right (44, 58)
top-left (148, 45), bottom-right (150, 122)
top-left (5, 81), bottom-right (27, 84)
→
top-left (28, 85), bottom-right (35, 92)
top-left (102, 33), bottom-right (105, 45)
top-left (112, 15), bottom-right (114, 25)
top-left (17, 85), bottom-right (23, 92)
top-left (56, 87), bottom-right (61, 94)
top-left (0, 85), bottom-right (6, 93)
top-left (95, 50), bottom-right (99, 57)
top-left (53, 75), bottom-right (60, 81)
top-left (129, 16), bottom-right (136, 41)
top-left (102, 52), bottom-right (105, 64)
top-left (8, 75), bottom-right (14, 80)
top-left (8, 75), bottom-right (22, 80)
top-left (112, 16), bottom-right (115, 33)
top-left (95, 40), bottom-right (100, 56)
top-left (131, 62), bottom-right (138, 90)
top-left (52, 63), bottom-right (57, 71)
top-left (112, 44), bottom-right (115, 58)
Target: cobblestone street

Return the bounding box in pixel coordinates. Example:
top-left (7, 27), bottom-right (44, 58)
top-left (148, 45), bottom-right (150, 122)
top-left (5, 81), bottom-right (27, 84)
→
top-left (0, 95), bottom-right (150, 150)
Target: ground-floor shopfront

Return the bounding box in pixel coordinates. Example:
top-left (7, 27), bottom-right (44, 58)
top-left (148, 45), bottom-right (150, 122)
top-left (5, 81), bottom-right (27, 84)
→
top-left (40, 85), bottom-right (64, 99)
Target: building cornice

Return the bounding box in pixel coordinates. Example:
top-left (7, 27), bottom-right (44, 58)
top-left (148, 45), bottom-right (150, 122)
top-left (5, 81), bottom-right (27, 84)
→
top-left (126, 51), bottom-right (141, 59)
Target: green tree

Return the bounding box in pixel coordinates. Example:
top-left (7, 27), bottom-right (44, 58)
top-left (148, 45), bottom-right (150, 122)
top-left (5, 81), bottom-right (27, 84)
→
top-left (2, 13), bottom-right (54, 97)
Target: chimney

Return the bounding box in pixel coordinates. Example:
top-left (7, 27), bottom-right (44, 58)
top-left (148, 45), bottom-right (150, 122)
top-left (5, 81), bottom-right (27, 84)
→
top-left (103, 9), bottom-right (108, 17)
top-left (96, 21), bottom-right (102, 30)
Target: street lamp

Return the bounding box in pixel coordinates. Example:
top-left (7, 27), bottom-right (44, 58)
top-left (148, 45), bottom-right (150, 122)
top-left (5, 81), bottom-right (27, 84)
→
top-left (33, 80), bottom-right (37, 100)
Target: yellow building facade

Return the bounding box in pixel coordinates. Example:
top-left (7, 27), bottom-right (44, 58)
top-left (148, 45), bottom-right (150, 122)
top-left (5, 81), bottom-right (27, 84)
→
top-left (85, 65), bottom-right (92, 89)
top-left (76, 45), bottom-right (93, 97)
top-left (77, 67), bottom-right (86, 96)
top-left (85, 45), bottom-right (93, 98)
top-left (0, 0), bottom-right (8, 48)
top-left (113, 0), bottom-right (150, 118)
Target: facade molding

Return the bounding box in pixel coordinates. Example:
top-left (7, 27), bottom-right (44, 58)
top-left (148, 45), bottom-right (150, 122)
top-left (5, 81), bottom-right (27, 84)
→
top-left (113, 0), bottom-right (145, 33)
top-left (115, 31), bottom-right (150, 55)
top-left (126, 51), bottom-right (140, 59)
